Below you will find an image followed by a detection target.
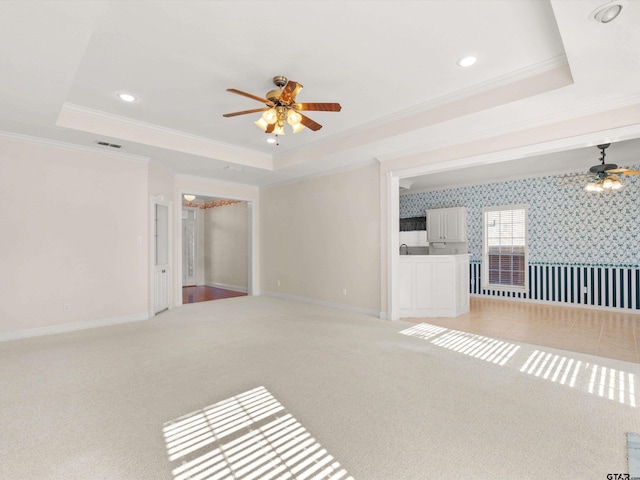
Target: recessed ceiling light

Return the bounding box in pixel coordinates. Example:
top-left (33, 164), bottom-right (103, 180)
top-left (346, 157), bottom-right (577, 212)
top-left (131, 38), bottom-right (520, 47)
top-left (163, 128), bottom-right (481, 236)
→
top-left (117, 93), bottom-right (137, 102)
top-left (457, 56), bottom-right (477, 68)
top-left (590, 1), bottom-right (626, 23)
top-left (266, 138), bottom-right (277, 144)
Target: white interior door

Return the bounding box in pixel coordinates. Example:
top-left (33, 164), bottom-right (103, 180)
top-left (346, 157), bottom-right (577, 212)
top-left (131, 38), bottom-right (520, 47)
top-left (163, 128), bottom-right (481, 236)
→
top-left (154, 203), bottom-right (170, 313)
top-left (182, 209), bottom-right (197, 286)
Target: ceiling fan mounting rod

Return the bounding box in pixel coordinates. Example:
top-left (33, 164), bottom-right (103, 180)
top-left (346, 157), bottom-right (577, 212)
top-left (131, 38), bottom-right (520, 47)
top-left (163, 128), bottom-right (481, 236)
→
top-left (597, 143), bottom-right (610, 164)
top-left (273, 75), bottom-right (288, 88)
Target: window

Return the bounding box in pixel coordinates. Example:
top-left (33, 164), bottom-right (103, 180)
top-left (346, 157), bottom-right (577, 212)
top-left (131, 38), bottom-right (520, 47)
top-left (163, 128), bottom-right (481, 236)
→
top-left (482, 205), bottom-right (527, 292)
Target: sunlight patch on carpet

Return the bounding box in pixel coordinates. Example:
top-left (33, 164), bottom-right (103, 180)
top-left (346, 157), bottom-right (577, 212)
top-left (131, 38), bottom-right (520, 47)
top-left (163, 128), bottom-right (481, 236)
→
top-left (521, 351), bottom-right (636, 407)
top-left (397, 323), bottom-right (446, 340)
top-left (400, 323), bottom-right (638, 407)
top-left (163, 386), bottom-right (354, 480)
top-left (430, 330), bottom-right (520, 366)
top-left (400, 325), bottom-right (520, 366)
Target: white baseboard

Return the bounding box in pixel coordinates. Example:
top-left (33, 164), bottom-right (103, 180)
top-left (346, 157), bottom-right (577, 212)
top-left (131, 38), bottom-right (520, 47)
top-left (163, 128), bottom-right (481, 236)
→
top-left (470, 293), bottom-right (640, 314)
top-left (205, 281), bottom-right (248, 294)
top-left (262, 291), bottom-right (382, 318)
top-left (0, 312), bottom-right (151, 343)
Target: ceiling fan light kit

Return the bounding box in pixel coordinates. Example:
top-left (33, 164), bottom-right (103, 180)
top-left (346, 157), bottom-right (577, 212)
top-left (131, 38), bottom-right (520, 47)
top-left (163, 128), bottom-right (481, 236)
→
top-left (584, 175), bottom-right (622, 192)
top-left (563, 142), bottom-right (640, 192)
top-left (223, 76), bottom-right (341, 140)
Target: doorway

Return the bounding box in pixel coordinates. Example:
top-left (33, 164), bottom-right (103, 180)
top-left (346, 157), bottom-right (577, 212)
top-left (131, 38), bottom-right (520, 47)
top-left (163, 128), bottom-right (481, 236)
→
top-left (386, 126), bottom-right (640, 321)
top-left (179, 193), bottom-right (254, 305)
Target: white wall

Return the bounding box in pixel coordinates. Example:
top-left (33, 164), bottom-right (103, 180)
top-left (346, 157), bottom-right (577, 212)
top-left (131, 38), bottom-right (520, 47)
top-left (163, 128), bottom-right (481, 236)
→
top-left (148, 162), bottom-right (174, 202)
top-left (0, 137), bottom-right (149, 335)
top-left (204, 202), bottom-right (248, 292)
top-left (148, 162), bottom-right (175, 312)
top-left (260, 163), bottom-right (381, 314)
top-left (5, 101), bottom-right (639, 337)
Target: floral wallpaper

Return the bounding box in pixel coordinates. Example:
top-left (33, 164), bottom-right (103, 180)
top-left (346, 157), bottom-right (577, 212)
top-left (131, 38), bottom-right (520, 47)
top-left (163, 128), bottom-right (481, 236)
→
top-left (400, 171), bottom-right (640, 266)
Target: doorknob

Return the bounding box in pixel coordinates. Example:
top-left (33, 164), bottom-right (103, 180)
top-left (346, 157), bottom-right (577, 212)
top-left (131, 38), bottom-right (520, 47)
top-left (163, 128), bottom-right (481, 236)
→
top-left (162, 269), bottom-right (166, 273)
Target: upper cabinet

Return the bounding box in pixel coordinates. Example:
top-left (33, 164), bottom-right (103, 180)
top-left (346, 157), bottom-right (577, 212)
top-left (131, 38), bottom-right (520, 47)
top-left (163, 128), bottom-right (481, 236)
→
top-left (426, 207), bottom-right (467, 242)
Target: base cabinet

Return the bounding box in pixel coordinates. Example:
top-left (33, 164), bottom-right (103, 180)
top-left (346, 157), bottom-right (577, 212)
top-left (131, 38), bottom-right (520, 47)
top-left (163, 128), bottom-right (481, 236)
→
top-left (399, 255), bottom-right (469, 318)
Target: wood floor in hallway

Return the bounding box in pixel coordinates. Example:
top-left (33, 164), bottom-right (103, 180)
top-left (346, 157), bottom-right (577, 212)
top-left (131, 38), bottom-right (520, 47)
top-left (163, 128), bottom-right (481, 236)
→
top-left (403, 297), bottom-right (640, 364)
top-left (182, 285), bottom-right (246, 304)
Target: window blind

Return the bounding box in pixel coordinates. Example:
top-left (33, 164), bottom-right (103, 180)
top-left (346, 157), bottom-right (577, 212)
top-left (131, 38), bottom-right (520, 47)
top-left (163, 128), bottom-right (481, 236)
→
top-left (484, 207), bottom-right (527, 289)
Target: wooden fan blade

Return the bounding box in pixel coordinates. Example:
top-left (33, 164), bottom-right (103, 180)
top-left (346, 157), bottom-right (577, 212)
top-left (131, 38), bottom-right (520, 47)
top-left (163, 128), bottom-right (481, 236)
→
top-left (299, 113), bottom-right (322, 131)
top-left (226, 88), bottom-right (272, 105)
top-left (295, 102), bottom-right (342, 112)
top-left (279, 81), bottom-right (303, 104)
top-left (560, 177), bottom-right (589, 186)
top-left (606, 168), bottom-right (640, 175)
top-left (265, 123), bottom-right (275, 134)
top-left (223, 108), bottom-right (268, 118)
top-left (557, 173), bottom-right (590, 179)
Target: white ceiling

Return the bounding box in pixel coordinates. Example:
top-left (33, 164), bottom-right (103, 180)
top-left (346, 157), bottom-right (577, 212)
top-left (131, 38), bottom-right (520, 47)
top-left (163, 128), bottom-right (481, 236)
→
top-left (1, 0), bottom-right (639, 187)
top-left (404, 136), bottom-right (640, 192)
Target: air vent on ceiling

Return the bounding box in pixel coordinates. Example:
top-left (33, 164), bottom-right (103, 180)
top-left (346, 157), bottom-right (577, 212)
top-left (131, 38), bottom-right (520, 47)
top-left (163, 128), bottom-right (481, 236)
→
top-left (96, 141), bottom-right (122, 148)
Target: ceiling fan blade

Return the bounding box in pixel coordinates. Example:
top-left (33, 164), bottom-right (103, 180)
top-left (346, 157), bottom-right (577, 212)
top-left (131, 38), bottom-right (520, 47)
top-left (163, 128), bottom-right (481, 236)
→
top-left (299, 114), bottom-right (322, 131)
top-left (295, 102), bottom-right (342, 112)
top-left (606, 168), bottom-right (640, 175)
top-left (226, 88), bottom-right (272, 105)
top-left (279, 81), bottom-right (303, 104)
top-left (265, 123), bottom-right (275, 134)
top-left (557, 173), bottom-right (590, 179)
top-left (223, 108), bottom-right (268, 118)
top-left (560, 177), bottom-right (590, 186)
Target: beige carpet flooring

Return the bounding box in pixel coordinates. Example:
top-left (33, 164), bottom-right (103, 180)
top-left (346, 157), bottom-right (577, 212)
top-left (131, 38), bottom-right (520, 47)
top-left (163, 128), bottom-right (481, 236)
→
top-left (1, 296), bottom-right (639, 479)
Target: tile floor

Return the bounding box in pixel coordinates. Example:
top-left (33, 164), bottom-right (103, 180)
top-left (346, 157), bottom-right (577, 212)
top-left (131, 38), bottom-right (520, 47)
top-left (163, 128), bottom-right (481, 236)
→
top-left (404, 297), bottom-right (640, 364)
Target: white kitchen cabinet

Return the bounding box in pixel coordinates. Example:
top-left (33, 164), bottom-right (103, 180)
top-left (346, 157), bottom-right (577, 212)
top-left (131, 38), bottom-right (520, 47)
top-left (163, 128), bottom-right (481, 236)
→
top-left (399, 230), bottom-right (427, 246)
top-left (426, 207), bottom-right (467, 242)
top-left (399, 254), bottom-right (470, 318)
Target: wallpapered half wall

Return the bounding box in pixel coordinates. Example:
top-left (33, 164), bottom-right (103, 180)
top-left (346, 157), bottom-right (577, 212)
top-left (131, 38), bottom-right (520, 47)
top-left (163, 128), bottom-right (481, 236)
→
top-left (400, 171), bottom-right (640, 310)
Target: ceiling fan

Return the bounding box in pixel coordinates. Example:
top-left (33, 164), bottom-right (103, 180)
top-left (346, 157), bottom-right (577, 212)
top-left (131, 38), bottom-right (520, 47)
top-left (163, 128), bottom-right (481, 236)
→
top-left (222, 75), bottom-right (341, 137)
top-left (561, 143), bottom-right (640, 191)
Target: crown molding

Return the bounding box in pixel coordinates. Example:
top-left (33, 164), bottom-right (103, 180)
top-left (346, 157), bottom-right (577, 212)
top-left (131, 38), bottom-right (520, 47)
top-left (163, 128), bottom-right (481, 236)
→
top-left (274, 55), bottom-right (570, 162)
top-left (58, 103), bottom-right (273, 171)
top-left (61, 103), bottom-right (270, 160)
top-left (175, 172), bottom-right (260, 190)
top-left (377, 93), bottom-right (640, 163)
top-left (373, 54), bottom-right (570, 127)
top-left (0, 129), bottom-right (151, 164)
top-left (393, 122), bottom-right (640, 180)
